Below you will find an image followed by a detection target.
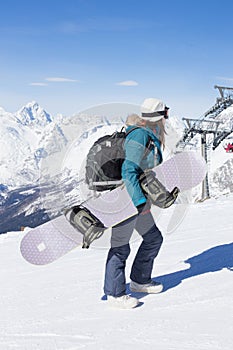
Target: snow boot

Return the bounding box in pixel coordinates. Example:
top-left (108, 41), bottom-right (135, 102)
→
top-left (107, 294), bottom-right (139, 309)
top-left (130, 280), bottom-right (163, 294)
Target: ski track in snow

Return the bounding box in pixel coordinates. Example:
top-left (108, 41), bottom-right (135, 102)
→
top-left (0, 195), bottom-right (233, 350)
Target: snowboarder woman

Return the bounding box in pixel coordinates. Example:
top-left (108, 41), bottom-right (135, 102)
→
top-left (104, 98), bottom-right (169, 308)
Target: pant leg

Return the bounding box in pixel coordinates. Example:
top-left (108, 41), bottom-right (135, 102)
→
top-left (130, 209), bottom-right (163, 284)
top-left (104, 215), bottom-right (137, 297)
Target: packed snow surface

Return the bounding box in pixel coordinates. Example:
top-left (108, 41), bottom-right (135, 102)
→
top-left (0, 194), bottom-right (232, 350)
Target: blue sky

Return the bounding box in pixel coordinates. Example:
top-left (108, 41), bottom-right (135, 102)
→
top-left (1, 0), bottom-right (233, 119)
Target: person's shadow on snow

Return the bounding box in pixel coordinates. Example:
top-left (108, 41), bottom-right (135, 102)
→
top-left (128, 242), bottom-right (233, 297)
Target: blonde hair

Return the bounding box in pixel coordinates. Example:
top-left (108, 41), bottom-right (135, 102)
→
top-left (147, 119), bottom-right (166, 149)
top-left (125, 113), bottom-right (144, 126)
top-left (125, 114), bottom-right (166, 149)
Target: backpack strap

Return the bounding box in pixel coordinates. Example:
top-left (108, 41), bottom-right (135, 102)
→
top-left (125, 126), bottom-right (141, 136)
top-left (132, 126), bottom-right (163, 164)
top-left (124, 126), bottom-right (154, 159)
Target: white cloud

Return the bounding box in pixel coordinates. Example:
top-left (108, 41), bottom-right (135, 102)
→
top-left (29, 82), bottom-right (48, 86)
top-left (59, 18), bottom-right (155, 34)
top-left (45, 77), bottom-right (77, 82)
top-left (116, 80), bottom-right (139, 86)
top-left (215, 76), bottom-right (233, 82)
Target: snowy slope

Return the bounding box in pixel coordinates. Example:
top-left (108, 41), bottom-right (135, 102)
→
top-left (0, 195), bottom-right (232, 350)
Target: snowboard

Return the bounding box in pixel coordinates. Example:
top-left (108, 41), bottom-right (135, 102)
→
top-left (20, 151), bottom-right (206, 265)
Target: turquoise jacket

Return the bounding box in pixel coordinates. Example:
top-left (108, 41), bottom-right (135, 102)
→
top-left (121, 126), bottom-right (163, 207)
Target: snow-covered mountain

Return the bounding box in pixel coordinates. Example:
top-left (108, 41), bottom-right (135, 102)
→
top-left (0, 102), bottom-right (68, 187)
top-left (0, 101), bottom-right (184, 188)
top-left (15, 101), bottom-right (53, 127)
top-left (0, 102), bottom-right (136, 232)
top-left (0, 101), bottom-right (233, 233)
top-left (0, 102), bottom-right (125, 188)
top-left (0, 106), bottom-right (35, 187)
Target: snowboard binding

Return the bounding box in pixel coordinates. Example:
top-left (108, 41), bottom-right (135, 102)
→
top-left (65, 206), bottom-right (106, 248)
top-left (140, 171), bottom-right (180, 208)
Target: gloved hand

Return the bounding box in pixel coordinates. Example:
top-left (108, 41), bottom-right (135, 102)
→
top-left (139, 171), bottom-right (180, 209)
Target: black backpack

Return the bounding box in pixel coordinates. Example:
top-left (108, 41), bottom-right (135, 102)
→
top-left (85, 127), bottom-right (153, 192)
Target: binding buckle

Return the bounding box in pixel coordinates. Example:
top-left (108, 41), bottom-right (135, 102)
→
top-left (67, 206), bottom-right (106, 248)
top-left (140, 171), bottom-right (180, 208)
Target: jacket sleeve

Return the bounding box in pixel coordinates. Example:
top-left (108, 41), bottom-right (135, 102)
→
top-left (121, 130), bottom-right (149, 207)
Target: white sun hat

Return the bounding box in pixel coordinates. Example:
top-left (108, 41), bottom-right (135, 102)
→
top-left (141, 98), bottom-right (169, 122)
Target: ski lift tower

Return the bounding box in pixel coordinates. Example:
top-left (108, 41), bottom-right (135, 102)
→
top-left (177, 85), bottom-right (233, 199)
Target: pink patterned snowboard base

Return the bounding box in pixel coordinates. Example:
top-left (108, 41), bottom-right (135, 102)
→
top-left (20, 151), bottom-right (206, 265)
